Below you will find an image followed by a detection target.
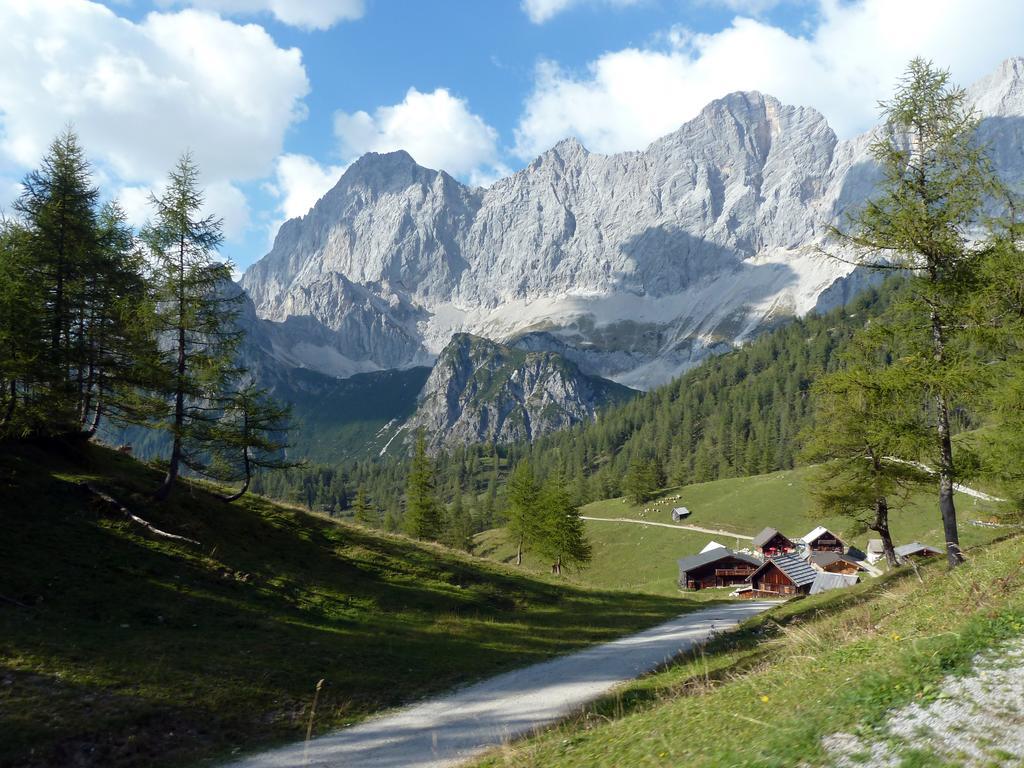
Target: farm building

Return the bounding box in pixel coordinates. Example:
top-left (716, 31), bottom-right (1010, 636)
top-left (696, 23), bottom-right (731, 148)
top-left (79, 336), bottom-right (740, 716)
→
top-left (802, 526), bottom-right (846, 553)
top-left (672, 507), bottom-right (691, 521)
top-left (677, 548), bottom-right (761, 591)
top-left (752, 527), bottom-right (797, 558)
top-left (747, 554), bottom-right (818, 597)
top-left (809, 572), bottom-right (859, 595)
top-left (808, 551), bottom-right (869, 576)
top-left (895, 542), bottom-right (944, 563)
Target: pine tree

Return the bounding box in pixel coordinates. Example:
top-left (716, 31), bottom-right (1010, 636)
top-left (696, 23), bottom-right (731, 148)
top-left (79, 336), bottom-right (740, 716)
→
top-left (405, 430), bottom-right (442, 540)
top-left (826, 59), bottom-right (996, 566)
top-left (145, 154), bottom-right (242, 500)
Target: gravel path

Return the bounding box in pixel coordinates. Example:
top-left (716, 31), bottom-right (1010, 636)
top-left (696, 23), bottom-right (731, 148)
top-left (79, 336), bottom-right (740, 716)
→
top-left (579, 515), bottom-right (754, 540)
top-left (224, 602), bottom-right (775, 768)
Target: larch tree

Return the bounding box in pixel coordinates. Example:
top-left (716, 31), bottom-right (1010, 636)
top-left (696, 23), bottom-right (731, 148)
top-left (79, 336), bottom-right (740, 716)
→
top-left (826, 59), bottom-right (996, 567)
top-left (204, 382), bottom-right (296, 502)
top-left (505, 459), bottom-right (540, 565)
top-left (803, 329), bottom-right (933, 568)
top-left (405, 430), bottom-right (442, 540)
top-left (352, 485), bottom-right (378, 526)
top-left (536, 473), bottom-right (591, 576)
top-left (146, 153), bottom-right (242, 500)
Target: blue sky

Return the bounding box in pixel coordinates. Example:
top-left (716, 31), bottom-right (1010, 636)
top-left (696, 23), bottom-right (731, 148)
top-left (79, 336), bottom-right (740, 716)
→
top-left (2, 0), bottom-right (1022, 274)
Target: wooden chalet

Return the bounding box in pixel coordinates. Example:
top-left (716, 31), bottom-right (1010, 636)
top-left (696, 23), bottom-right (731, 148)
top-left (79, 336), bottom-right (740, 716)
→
top-left (752, 526), bottom-right (796, 558)
top-left (801, 526), bottom-right (846, 553)
top-left (894, 542), bottom-right (944, 563)
top-left (677, 548), bottom-right (760, 591)
top-left (746, 554), bottom-right (818, 597)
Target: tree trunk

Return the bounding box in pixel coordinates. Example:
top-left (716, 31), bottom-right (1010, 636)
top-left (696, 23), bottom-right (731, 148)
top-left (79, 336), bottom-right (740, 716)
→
top-left (870, 496), bottom-right (898, 568)
top-left (516, 537), bottom-right (523, 566)
top-left (931, 308), bottom-right (963, 567)
top-left (0, 378), bottom-right (16, 428)
top-left (223, 446), bottom-right (251, 503)
top-left (154, 237), bottom-right (187, 501)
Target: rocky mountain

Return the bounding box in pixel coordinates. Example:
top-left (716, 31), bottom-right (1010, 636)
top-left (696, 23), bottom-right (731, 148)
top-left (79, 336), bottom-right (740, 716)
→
top-left (403, 334), bottom-right (635, 451)
top-left (240, 59), bottom-right (1024, 391)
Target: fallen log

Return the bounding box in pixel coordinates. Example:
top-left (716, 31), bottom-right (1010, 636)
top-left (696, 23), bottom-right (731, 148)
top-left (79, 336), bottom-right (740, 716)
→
top-left (80, 482), bottom-right (201, 546)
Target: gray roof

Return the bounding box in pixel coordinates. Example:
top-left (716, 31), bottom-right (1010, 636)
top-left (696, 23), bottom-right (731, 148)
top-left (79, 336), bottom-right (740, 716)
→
top-left (677, 548), bottom-right (761, 576)
top-left (753, 526), bottom-right (790, 549)
top-left (751, 554), bottom-right (818, 587)
top-left (894, 542), bottom-right (944, 558)
top-left (809, 572), bottom-right (859, 595)
top-left (866, 539), bottom-right (884, 553)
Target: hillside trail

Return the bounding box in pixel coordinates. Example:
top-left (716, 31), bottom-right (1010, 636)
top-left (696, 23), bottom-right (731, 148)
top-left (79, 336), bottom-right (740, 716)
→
top-left (579, 515), bottom-right (754, 540)
top-left (224, 601), bottom-right (776, 768)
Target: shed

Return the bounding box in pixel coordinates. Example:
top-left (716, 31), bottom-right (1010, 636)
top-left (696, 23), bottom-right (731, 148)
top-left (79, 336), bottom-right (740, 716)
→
top-left (747, 554), bottom-right (818, 597)
top-left (809, 572), bottom-right (859, 595)
top-left (677, 548), bottom-right (761, 591)
top-left (752, 527), bottom-right (797, 558)
top-left (894, 542), bottom-right (944, 563)
top-left (802, 526), bottom-right (846, 553)
top-left (672, 507), bottom-right (691, 521)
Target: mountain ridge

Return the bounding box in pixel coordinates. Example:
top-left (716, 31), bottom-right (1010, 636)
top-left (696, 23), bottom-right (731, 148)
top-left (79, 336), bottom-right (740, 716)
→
top-left (240, 58), bottom-right (1024, 390)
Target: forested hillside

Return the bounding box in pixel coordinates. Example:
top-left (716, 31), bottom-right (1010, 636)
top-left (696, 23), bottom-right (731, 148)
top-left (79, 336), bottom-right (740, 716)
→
top-left (256, 278), bottom-right (905, 527)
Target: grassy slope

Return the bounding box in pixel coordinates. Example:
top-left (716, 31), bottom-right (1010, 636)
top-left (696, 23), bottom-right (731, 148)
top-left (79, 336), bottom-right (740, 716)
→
top-left (476, 466), bottom-right (1005, 596)
top-left (0, 442), bottom-right (695, 768)
top-left (475, 533), bottom-right (1024, 767)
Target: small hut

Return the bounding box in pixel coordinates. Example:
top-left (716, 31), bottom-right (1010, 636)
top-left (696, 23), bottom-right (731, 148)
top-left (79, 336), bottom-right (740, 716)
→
top-left (672, 507), bottom-right (691, 521)
top-left (677, 548), bottom-right (761, 591)
top-left (752, 527), bottom-right (797, 558)
top-left (747, 554), bottom-right (818, 597)
top-left (894, 542), bottom-right (943, 563)
top-left (866, 539), bottom-right (885, 564)
top-left (801, 526), bottom-right (846, 554)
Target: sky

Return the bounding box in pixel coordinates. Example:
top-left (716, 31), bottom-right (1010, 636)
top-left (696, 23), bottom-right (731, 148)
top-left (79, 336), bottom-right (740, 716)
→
top-left (2, 0), bottom-right (1023, 275)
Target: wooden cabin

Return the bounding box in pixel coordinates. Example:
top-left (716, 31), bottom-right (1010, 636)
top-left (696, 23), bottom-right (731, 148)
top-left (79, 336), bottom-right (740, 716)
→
top-left (746, 554), bottom-right (818, 597)
top-left (808, 551), bottom-right (863, 576)
top-left (677, 548), bottom-right (761, 591)
top-left (752, 527), bottom-right (796, 558)
top-left (801, 526), bottom-right (846, 553)
top-left (894, 542), bottom-right (944, 563)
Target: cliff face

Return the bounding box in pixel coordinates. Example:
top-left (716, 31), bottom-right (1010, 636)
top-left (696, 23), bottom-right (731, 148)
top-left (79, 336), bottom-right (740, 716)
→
top-left (403, 334), bottom-right (635, 451)
top-left (240, 59), bottom-right (1024, 390)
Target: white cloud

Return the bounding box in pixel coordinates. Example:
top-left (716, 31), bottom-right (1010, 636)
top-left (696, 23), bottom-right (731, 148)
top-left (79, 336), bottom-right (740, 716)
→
top-left (118, 178), bottom-right (251, 242)
top-left (334, 87), bottom-right (502, 179)
top-left (514, 0), bottom-right (1024, 157)
top-left (154, 0), bottom-right (364, 30)
top-left (271, 153), bottom-right (347, 220)
top-left (522, 0), bottom-right (643, 24)
top-left (0, 0), bottom-right (309, 213)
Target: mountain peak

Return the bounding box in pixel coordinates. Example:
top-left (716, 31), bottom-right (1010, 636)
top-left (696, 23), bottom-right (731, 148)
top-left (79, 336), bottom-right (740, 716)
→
top-left (968, 56), bottom-right (1024, 117)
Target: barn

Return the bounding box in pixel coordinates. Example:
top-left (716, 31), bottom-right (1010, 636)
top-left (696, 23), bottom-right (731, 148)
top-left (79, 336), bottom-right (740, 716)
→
top-left (747, 554), bottom-right (818, 596)
top-left (752, 527), bottom-right (797, 558)
top-left (802, 526), bottom-right (846, 553)
top-left (677, 548), bottom-right (761, 591)
top-left (672, 507), bottom-right (691, 521)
